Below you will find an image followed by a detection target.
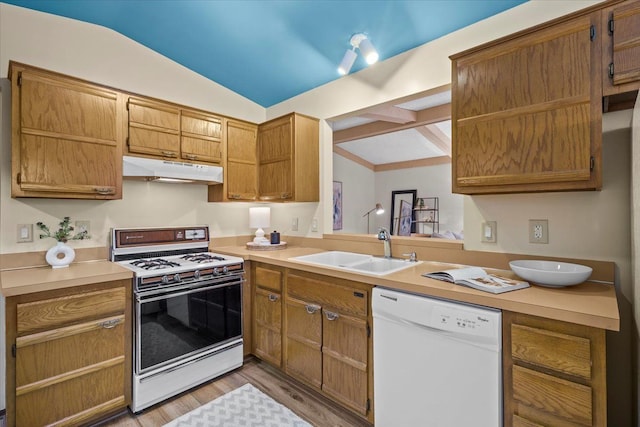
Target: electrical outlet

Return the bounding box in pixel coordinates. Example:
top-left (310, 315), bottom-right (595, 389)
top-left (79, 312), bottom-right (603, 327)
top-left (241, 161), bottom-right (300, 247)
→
top-left (292, 217), bottom-right (298, 231)
top-left (17, 224), bottom-right (33, 243)
top-left (481, 221), bottom-right (497, 243)
top-left (75, 220), bottom-right (91, 235)
top-left (529, 219), bottom-right (549, 244)
top-left (311, 218), bottom-right (318, 232)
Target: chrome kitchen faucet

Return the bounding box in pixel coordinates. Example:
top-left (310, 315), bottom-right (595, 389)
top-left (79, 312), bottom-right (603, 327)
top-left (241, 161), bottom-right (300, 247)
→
top-left (378, 227), bottom-right (392, 258)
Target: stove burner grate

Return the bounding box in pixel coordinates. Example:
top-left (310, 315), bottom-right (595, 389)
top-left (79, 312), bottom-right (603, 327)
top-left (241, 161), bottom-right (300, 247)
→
top-left (130, 258), bottom-right (182, 270)
top-left (180, 253), bottom-right (226, 263)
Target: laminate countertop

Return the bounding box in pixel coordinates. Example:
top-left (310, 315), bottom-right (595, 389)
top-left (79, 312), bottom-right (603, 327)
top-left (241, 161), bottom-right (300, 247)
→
top-left (215, 245), bottom-right (620, 332)
top-left (0, 260), bottom-right (133, 297)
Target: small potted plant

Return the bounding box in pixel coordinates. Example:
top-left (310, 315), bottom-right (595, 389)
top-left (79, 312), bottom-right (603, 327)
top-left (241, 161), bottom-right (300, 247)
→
top-left (36, 217), bottom-right (90, 268)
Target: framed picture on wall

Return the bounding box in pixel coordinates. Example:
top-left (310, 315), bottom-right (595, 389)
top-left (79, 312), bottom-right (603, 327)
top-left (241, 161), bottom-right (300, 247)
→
top-left (333, 181), bottom-right (343, 230)
top-left (390, 189), bottom-right (417, 235)
top-left (398, 200), bottom-right (413, 236)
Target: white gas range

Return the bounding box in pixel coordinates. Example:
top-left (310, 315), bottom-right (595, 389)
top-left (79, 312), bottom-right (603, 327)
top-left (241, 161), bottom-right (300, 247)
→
top-left (111, 226), bottom-right (244, 412)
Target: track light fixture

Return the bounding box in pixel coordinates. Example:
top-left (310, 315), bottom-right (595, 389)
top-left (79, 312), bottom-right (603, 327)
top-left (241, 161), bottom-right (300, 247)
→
top-left (337, 33), bottom-right (379, 75)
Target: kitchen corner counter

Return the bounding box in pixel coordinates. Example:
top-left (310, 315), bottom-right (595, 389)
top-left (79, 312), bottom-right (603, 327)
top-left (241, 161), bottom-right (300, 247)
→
top-left (215, 245), bottom-right (620, 332)
top-left (0, 260), bottom-right (133, 297)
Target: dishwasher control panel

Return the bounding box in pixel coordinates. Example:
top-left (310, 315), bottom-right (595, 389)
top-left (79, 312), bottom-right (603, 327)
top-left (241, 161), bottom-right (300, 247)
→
top-left (431, 306), bottom-right (498, 337)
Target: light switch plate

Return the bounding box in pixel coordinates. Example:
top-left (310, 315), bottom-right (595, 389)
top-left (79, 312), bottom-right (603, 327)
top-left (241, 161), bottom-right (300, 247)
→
top-left (17, 224), bottom-right (33, 243)
top-left (481, 221), bottom-right (497, 243)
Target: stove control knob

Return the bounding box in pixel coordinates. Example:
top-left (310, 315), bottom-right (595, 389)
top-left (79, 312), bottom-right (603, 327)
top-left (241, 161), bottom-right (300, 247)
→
top-left (213, 267), bottom-right (220, 275)
top-left (222, 266), bottom-right (229, 274)
top-left (162, 275), bottom-right (170, 284)
top-left (173, 273), bottom-right (181, 282)
top-left (194, 270), bottom-right (200, 279)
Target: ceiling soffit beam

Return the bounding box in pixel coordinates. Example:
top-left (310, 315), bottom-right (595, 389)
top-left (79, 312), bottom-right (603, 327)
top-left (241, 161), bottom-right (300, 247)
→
top-left (416, 125), bottom-right (451, 157)
top-left (333, 145), bottom-right (375, 171)
top-left (360, 105), bottom-right (417, 124)
top-left (333, 103), bottom-right (451, 144)
top-left (374, 155), bottom-right (451, 172)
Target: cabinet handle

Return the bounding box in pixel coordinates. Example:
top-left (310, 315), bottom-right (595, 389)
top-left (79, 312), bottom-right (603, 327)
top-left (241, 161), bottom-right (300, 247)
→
top-left (324, 311), bottom-right (339, 321)
top-left (280, 192), bottom-right (291, 199)
top-left (229, 194), bottom-right (240, 199)
top-left (100, 318), bottom-right (121, 329)
top-left (94, 187), bottom-right (115, 195)
top-left (161, 151), bottom-right (178, 158)
top-left (305, 304), bottom-right (320, 314)
top-left (268, 294), bottom-right (279, 302)
top-left (184, 154), bottom-right (198, 160)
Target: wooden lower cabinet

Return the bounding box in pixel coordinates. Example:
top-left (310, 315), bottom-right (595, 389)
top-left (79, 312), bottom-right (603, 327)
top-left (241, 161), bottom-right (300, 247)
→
top-left (284, 270), bottom-right (372, 421)
top-left (503, 311), bottom-right (606, 427)
top-left (5, 279), bottom-right (132, 427)
top-left (252, 264), bottom-right (284, 367)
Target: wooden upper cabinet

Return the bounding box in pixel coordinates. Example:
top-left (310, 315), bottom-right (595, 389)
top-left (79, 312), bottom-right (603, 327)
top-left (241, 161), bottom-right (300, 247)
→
top-left (602, 0), bottom-right (640, 96)
top-left (257, 113), bottom-right (319, 202)
top-left (211, 119), bottom-right (258, 201)
top-left (450, 13), bottom-right (602, 194)
top-left (181, 110), bottom-right (223, 164)
top-left (127, 96), bottom-right (181, 159)
top-left (10, 62), bottom-right (123, 199)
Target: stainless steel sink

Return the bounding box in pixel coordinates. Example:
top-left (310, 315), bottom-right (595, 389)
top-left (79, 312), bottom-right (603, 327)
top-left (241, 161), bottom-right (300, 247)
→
top-left (290, 251), bottom-right (421, 276)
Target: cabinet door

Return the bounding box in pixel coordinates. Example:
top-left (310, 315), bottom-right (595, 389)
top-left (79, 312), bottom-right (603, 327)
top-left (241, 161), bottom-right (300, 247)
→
top-left (321, 309), bottom-right (369, 416)
top-left (451, 13), bottom-right (602, 194)
top-left (181, 110), bottom-right (223, 164)
top-left (15, 315), bottom-right (126, 426)
top-left (12, 285), bottom-right (128, 427)
top-left (226, 119), bottom-right (258, 200)
top-left (253, 287), bottom-right (282, 367)
top-left (11, 65), bottom-right (122, 199)
top-left (127, 97), bottom-right (180, 159)
top-left (285, 297), bottom-right (322, 388)
top-left (602, 0), bottom-right (640, 95)
top-left (258, 116), bottom-right (293, 200)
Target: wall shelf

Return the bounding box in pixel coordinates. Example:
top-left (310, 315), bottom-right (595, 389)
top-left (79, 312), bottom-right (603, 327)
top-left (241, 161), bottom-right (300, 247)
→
top-left (414, 197), bottom-right (439, 235)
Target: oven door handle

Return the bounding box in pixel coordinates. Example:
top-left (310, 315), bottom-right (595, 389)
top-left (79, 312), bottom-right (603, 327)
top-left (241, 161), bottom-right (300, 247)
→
top-left (137, 279), bottom-right (243, 303)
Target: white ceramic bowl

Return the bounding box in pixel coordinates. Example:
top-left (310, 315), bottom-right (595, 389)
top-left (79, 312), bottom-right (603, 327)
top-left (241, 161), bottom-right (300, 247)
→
top-left (509, 260), bottom-right (592, 287)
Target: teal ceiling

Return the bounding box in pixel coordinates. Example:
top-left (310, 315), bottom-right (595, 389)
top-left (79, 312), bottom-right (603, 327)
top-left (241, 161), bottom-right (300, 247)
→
top-left (2, 0), bottom-right (527, 107)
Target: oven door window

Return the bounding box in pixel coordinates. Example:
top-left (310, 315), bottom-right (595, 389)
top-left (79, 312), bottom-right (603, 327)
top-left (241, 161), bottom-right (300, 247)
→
top-left (137, 282), bottom-right (242, 373)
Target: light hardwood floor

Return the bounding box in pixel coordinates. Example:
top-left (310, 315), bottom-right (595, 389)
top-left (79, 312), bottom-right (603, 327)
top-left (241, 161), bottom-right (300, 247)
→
top-left (97, 358), bottom-right (372, 427)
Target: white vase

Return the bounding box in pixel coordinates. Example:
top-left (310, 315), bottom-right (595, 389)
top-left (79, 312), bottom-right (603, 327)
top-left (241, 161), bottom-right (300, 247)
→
top-left (45, 241), bottom-right (75, 269)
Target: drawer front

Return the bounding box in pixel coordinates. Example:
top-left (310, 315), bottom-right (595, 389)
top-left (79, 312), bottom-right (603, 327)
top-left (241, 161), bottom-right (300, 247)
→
top-left (16, 362), bottom-right (125, 427)
top-left (17, 287), bottom-right (126, 335)
top-left (512, 365), bottom-right (592, 426)
top-left (255, 266), bottom-right (282, 292)
top-left (512, 323), bottom-right (591, 380)
top-left (287, 273), bottom-right (367, 317)
top-left (16, 315), bottom-right (125, 387)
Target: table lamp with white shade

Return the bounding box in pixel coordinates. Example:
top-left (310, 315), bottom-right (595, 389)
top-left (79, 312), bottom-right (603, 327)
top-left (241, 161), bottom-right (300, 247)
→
top-left (249, 207), bottom-right (271, 244)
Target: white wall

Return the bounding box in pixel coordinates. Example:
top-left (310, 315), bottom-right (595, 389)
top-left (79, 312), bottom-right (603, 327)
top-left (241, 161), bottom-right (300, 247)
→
top-left (374, 163), bottom-right (463, 236)
top-left (0, 3), bottom-right (323, 256)
top-left (332, 154), bottom-right (376, 234)
top-left (632, 92), bottom-right (640, 427)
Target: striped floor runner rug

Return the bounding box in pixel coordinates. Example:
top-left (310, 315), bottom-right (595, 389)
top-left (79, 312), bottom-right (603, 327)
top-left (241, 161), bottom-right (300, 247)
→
top-left (163, 383), bottom-right (311, 427)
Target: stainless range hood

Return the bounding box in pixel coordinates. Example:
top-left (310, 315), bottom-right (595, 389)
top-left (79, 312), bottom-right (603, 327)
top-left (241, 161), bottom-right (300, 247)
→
top-left (123, 156), bottom-right (223, 184)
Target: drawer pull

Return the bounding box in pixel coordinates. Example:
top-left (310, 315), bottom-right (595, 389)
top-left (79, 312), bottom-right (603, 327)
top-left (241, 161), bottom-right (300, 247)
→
top-left (324, 311), bottom-right (339, 321)
top-left (305, 304), bottom-right (320, 314)
top-left (161, 151), bottom-right (178, 158)
top-left (184, 154), bottom-right (198, 160)
top-left (100, 319), bottom-right (121, 329)
top-left (94, 187), bottom-right (115, 195)
top-left (268, 294), bottom-right (279, 302)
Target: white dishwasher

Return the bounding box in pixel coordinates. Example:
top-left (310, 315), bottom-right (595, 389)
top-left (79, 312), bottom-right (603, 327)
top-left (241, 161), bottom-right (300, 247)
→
top-left (372, 287), bottom-right (502, 427)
